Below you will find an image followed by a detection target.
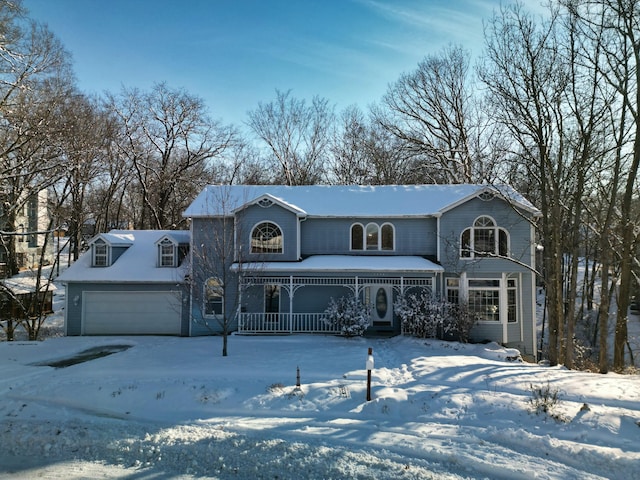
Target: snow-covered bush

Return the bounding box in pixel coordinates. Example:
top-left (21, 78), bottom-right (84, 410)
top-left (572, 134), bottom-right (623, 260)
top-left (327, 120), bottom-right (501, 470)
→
top-left (324, 295), bottom-right (371, 337)
top-left (394, 291), bottom-right (477, 342)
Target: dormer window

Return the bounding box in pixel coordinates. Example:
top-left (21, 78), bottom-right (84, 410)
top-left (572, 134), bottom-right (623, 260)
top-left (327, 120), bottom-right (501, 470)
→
top-left (159, 238), bottom-right (176, 267)
top-left (93, 239), bottom-right (108, 267)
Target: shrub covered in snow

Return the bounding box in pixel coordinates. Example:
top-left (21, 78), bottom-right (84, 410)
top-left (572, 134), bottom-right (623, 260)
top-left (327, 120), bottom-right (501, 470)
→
top-left (394, 291), bottom-right (477, 342)
top-left (324, 295), bottom-right (371, 337)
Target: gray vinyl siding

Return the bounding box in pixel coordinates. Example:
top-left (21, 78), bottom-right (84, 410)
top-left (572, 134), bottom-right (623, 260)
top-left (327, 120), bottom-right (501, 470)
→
top-left (439, 197), bottom-right (534, 272)
top-left (111, 246), bottom-right (129, 263)
top-left (65, 282), bottom-right (190, 336)
top-left (189, 218), bottom-right (239, 335)
top-left (439, 197), bottom-right (537, 357)
top-left (240, 284), bottom-right (350, 315)
top-left (237, 204), bottom-right (299, 261)
top-left (300, 217), bottom-right (438, 256)
top-left (291, 285), bottom-right (352, 312)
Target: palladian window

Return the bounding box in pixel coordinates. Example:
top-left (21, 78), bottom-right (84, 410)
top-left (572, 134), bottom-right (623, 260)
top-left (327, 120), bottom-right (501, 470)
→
top-left (461, 216), bottom-right (509, 258)
top-left (351, 222), bottom-right (394, 251)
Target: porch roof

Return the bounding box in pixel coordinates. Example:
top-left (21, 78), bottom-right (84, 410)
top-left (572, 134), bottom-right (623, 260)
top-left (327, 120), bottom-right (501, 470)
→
top-left (231, 255), bottom-right (444, 273)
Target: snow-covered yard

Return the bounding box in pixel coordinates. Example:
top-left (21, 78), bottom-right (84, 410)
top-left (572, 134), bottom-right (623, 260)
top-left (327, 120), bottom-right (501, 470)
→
top-left (1, 323), bottom-right (639, 479)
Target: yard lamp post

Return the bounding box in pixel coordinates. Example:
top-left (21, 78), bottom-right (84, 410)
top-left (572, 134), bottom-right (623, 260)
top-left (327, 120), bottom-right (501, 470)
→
top-left (366, 347), bottom-right (374, 401)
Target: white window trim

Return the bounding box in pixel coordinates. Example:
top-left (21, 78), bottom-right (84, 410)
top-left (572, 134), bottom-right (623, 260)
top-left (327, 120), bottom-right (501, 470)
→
top-left (350, 222), bottom-right (364, 251)
top-left (467, 278), bottom-right (502, 323)
top-left (159, 238), bottom-right (176, 267)
top-left (462, 276), bottom-right (519, 330)
top-left (92, 241), bottom-right (109, 267)
top-left (250, 221), bottom-right (284, 254)
top-left (380, 222), bottom-right (396, 251)
top-left (460, 215), bottom-right (510, 259)
top-left (350, 222), bottom-right (395, 252)
top-left (203, 277), bottom-right (224, 318)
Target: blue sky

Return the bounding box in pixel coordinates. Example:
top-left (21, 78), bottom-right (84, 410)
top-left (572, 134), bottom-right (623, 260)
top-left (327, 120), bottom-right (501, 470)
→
top-left (24, 0), bottom-right (498, 126)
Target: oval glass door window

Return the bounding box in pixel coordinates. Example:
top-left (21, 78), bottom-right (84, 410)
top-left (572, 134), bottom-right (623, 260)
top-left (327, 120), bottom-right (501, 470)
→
top-left (375, 288), bottom-right (388, 318)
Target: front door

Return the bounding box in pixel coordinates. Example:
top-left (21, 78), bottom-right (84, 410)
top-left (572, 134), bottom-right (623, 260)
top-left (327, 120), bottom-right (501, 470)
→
top-left (366, 285), bottom-right (393, 325)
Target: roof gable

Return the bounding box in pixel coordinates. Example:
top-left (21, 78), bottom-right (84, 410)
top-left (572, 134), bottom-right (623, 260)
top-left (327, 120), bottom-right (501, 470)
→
top-left (437, 185), bottom-right (540, 216)
top-left (234, 193), bottom-right (307, 217)
top-left (89, 232), bottom-right (134, 247)
top-left (155, 231), bottom-right (190, 247)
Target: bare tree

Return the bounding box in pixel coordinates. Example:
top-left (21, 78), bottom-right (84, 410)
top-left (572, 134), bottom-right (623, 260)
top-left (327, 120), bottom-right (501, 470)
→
top-left (328, 105), bottom-right (370, 184)
top-left (479, 3), bottom-right (572, 367)
top-left (55, 94), bottom-right (115, 260)
top-left (108, 83), bottom-right (235, 229)
top-left (596, 0), bottom-right (640, 372)
top-left (0, 0), bottom-right (74, 275)
top-left (328, 104), bottom-right (418, 185)
top-left (376, 44), bottom-right (483, 183)
top-left (563, 0), bottom-right (640, 371)
top-left (217, 137), bottom-right (273, 185)
top-left (189, 187), bottom-right (260, 356)
top-left (247, 89), bottom-right (334, 185)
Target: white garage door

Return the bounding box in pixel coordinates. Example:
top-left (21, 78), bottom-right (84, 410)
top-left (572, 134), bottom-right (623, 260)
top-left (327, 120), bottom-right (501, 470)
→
top-left (83, 291), bottom-right (182, 335)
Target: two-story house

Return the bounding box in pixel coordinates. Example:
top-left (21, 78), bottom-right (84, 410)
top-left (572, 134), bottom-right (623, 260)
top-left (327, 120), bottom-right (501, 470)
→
top-left (1, 189), bottom-right (54, 276)
top-left (60, 184), bottom-right (540, 359)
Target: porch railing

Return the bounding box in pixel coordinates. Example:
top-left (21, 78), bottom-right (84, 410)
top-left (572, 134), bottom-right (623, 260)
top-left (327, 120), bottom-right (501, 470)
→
top-left (237, 312), bottom-right (340, 334)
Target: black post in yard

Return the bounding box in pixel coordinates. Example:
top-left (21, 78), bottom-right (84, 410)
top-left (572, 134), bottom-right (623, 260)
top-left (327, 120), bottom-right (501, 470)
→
top-left (366, 347), bottom-right (374, 401)
top-left (296, 366), bottom-right (301, 388)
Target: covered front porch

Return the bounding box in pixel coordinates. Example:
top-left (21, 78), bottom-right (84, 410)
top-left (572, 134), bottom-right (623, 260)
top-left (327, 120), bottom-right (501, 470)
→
top-left (233, 255), bottom-right (444, 335)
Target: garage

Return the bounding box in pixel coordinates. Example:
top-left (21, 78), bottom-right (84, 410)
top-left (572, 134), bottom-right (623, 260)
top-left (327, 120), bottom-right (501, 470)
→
top-left (82, 291), bottom-right (182, 335)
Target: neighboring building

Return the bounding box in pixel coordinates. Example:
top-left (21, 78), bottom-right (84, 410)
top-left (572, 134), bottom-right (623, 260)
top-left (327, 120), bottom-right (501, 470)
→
top-left (0, 274), bottom-right (56, 319)
top-left (1, 189), bottom-right (54, 275)
top-left (60, 185), bottom-right (541, 359)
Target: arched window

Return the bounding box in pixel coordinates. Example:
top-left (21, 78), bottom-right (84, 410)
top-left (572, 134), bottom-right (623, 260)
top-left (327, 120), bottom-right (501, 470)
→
top-left (251, 222), bottom-right (283, 254)
top-left (381, 223), bottom-right (394, 250)
top-left (365, 223), bottom-right (378, 250)
top-left (204, 277), bottom-right (223, 316)
top-left (351, 223), bottom-right (364, 250)
top-left (350, 222), bottom-right (395, 251)
top-left (461, 216), bottom-right (509, 258)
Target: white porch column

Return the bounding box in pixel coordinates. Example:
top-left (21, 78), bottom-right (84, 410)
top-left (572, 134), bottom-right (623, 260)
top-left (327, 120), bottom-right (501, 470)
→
top-left (289, 275), bottom-right (294, 333)
top-left (237, 272), bottom-right (243, 330)
top-left (501, 272), bottom-right (508, 344)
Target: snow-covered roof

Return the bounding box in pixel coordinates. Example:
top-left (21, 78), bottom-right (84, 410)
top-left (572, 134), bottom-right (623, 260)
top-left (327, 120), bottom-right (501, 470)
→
top-left (1, 274), bottom-right (57, 294)
top-left (90, 232), bottom-right (135, 247)
top-left (183, 184), bottom-right (539, 218)
top-left (156, 231), bottom-right (191, 246)
top-left (231, 255), bottom-right (444, 273)
top-left (58, 230), bottom-right (190, 284)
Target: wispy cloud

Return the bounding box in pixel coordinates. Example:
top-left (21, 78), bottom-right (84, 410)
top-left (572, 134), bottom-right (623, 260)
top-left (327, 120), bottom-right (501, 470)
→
top-left (357, 0), bottom-right (488, 28)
